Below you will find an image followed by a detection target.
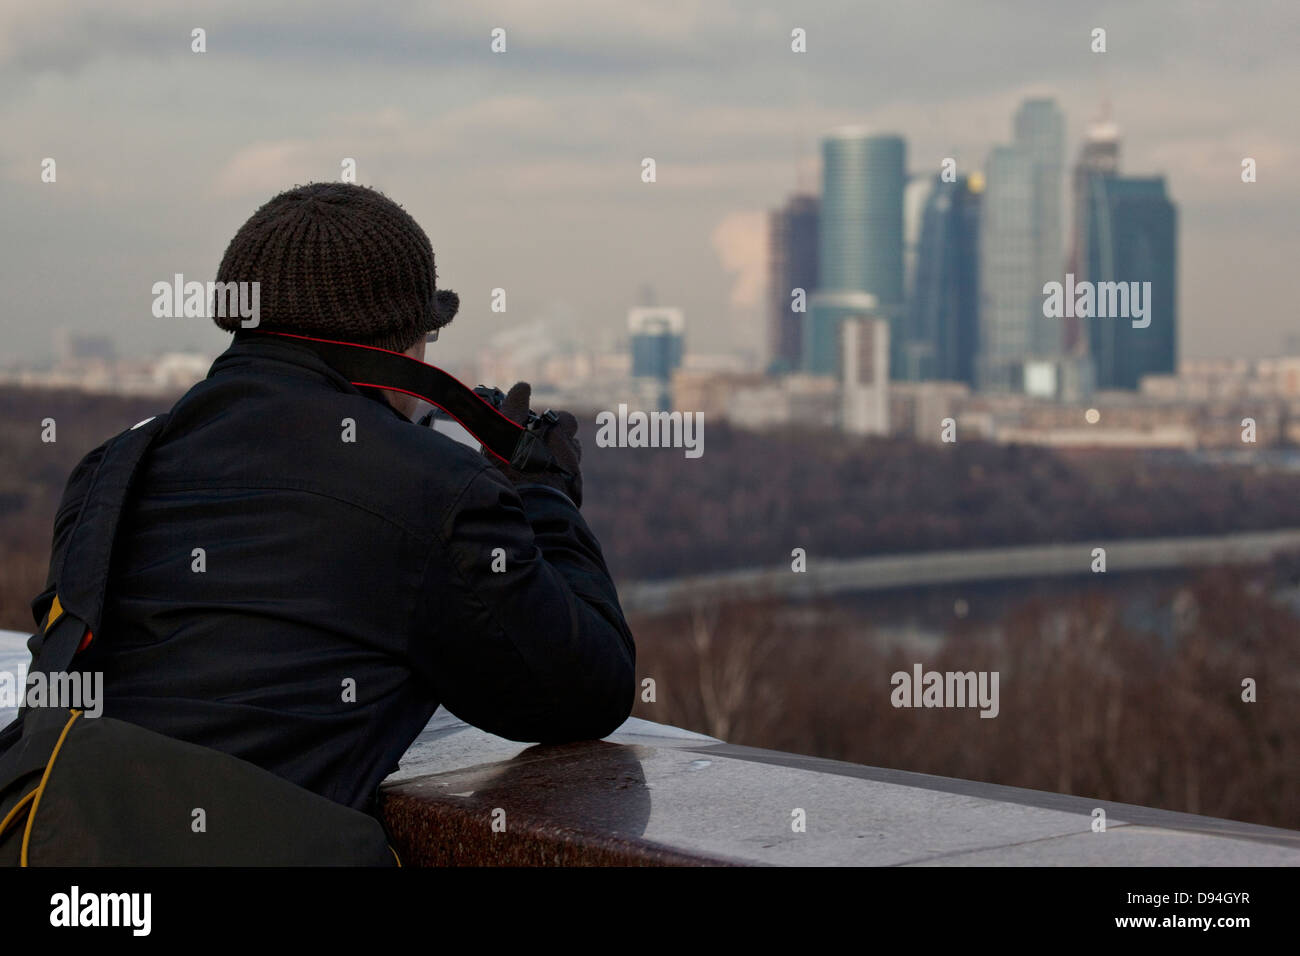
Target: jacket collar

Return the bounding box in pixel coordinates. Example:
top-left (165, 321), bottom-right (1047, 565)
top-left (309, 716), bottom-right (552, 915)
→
top-left (213, 331), bottom-right (409, 421)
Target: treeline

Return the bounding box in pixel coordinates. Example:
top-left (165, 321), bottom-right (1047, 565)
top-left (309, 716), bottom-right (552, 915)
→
top-left (629, 564), bottom-right (1300, 831)
top-left (579, 419), bottom-right (1300, 580)
top-left (8, 386), bottom-right (1300, 624)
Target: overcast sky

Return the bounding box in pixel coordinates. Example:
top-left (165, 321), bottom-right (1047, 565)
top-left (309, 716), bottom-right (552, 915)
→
top-left (1, 0), bottom-right (1296, 369)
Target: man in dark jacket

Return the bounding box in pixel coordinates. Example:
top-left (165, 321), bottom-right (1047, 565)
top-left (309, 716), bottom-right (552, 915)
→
top-left (32, 183), bottom-right (636, 813)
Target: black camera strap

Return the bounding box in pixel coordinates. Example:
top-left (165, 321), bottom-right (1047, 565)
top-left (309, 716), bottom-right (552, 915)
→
top-left (251, 331), bottom-right (566, 475)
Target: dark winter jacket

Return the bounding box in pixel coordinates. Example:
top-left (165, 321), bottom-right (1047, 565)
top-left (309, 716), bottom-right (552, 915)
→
top-left (31, 334), bottom-right (636, 811)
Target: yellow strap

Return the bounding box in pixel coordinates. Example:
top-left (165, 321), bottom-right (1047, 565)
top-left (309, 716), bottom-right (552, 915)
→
top-left (0, 788), bottom-right (37, 839)
top-left (389, 845), bottom-right (402, 867)
top-left (45, 595), bottom-right (64, 632)
top-left (21, 709), bottom-right (82, 867)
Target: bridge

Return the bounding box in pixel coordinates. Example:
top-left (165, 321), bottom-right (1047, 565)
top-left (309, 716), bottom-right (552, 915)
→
top-left (618, 528), bottom-right (1300, 614)
top-left (3, 629), bottom-right (1297, 865)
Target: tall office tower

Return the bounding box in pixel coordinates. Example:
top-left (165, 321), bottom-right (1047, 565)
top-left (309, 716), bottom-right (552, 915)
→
top-left (628, 306), bottom-right (685, 410)
top-left (806, 128), bottom-right (906, 376)
top-left (903, 174), bottom-right (935, 302)
top-left (840, 316), bottom-right (890, 435)
top-left (767, 194), bottom-right (819, 373)
top-left (1084, 176), bottom-right (1178, 389)
top-left (976, 98), bottom-right (1066, 392)
top-left (905, 172), bottom-right (983, 385)
top-left (977, 144), bottom-right (1036, 391)
top-left (900, 173), bottom-right (934, 380)
top-left (1066, 112), bottom-right (1121, 354)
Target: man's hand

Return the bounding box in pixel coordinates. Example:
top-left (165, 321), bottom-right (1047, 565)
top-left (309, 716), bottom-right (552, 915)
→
top-left (487, 382), bottom-right (584, 508)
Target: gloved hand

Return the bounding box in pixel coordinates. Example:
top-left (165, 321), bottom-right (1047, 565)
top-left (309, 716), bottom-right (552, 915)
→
top-left (487, 382), bottom-right (583, 508)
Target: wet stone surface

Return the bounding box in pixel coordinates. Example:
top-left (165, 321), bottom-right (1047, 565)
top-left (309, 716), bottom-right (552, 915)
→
top-left (380, 703), bottom-right (1300, 867)
top-left (1, 632), bottom-right (1296, 867)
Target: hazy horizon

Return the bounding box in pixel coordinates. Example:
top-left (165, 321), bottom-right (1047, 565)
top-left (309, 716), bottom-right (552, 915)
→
top-left (2, 0), bottom-right (1297, 368)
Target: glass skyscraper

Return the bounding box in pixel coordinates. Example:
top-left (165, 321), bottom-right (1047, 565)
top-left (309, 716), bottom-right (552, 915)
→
top-left (806, 128), bottom-right (906, 376)
top-left (905, 172), bottom-right (983, 385)
top-left (976, 98), bottom-right (1065, 392)
top-left (1067, 115), bottom-right (1120, 356)
top-left (768, 194), bottom-right (819, 373)
top-left (1084, 176), bottom-right (1178, 389)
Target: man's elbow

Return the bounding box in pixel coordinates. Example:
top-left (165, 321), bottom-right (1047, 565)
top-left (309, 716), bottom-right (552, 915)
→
top-left (587, 671), bottom-right (637, 740)
top-left (542, 657), bottom-right (636, 744)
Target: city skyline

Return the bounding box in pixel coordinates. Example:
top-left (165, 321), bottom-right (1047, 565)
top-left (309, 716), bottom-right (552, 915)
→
top-left (775, 94), bottom-right (1174, 399)
top-left (6, 88), bottom-right (1188, 414)
top-left (1, 2), bottom-right (1295, 372)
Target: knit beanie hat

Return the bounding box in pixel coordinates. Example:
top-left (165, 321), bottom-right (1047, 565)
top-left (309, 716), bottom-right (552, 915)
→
top-left (213, 182), bottom-right (459, 353)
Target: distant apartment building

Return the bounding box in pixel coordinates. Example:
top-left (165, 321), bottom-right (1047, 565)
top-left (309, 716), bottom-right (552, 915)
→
top-left (672, 369), bottom-right (769, 420)
top-left (727, 375), bottom-right (839, 431)
top-left (628, 306), bottom-right (685, 410)
top-left (840, 316), bottom-right (889, 435)
top-left (1142, 357), bottom-right (1300, 402)
top-left (889, 380), bottom-right (971, 443)
top-left (768, 194), bottom-right (819, 373)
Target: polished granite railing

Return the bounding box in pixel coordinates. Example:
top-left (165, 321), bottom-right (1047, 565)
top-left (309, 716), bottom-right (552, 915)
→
top-left (3, 630), bottom-right (1298, 865)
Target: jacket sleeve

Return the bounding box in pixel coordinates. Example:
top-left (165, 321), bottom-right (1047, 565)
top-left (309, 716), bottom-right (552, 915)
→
top-left (419, 464), bottom-right (636, 744)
